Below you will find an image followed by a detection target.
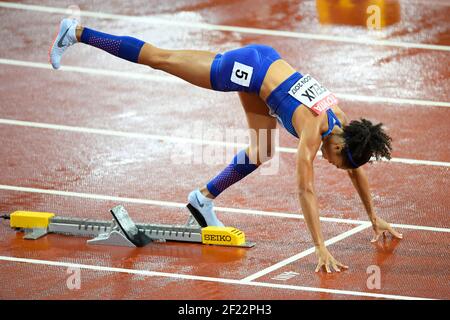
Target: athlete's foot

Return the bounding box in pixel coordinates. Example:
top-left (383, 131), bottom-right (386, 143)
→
top-left (49, 18), bottom-right (78, 69)
top-left (187, 189), bottom-right (224, 227)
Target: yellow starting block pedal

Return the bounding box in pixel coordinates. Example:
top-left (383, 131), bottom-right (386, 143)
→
top-left (201, 226), bottom-right (255, 248)
top-left (10, 211), bottom-right (55, 229)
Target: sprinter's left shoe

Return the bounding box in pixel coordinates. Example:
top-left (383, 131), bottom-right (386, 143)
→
top-left (49, 18), bottom-right (78, 69)
top-left (187, 189), bottom-right (224, 228)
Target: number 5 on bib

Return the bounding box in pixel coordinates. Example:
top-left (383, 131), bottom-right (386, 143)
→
top-left (231, 61), bottom-right (253, 87)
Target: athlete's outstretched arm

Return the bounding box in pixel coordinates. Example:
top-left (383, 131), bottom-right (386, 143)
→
top-left (347, 168), bottom-right (403, 242)
top-left (296, 123), bottom-right (348, 273)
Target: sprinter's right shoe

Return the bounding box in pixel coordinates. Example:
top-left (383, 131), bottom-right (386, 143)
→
top-left (49, 18), bottom-right (78, 69)
top-left (187, 189), bottom-right (224, 227)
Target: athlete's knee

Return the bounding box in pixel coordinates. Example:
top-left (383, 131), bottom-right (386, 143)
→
top-left (139, 44), bottom-right (170, 69)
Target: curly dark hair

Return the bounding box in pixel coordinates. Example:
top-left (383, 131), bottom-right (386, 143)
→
top-left (341, 118), bottom-right (392, 168)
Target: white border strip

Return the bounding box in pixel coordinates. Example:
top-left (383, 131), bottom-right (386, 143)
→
top-left (0, 1), bottom-right (449, 52)
top-left (1, 58), bottom-right (450, 109)
top-left (0, 118), bottom-right (448, 168)
top-left (337, 93), bottom-right (450, 108)
top-left (242, 223), bottom-right (371, 282)
top-left (0, 58), bottom-right (178, 83)
top-left (0, 184), bottom-right (449, 233)
top-left (0, 256), bottom-right (434, 300)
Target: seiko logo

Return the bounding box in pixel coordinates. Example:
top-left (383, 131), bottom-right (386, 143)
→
top-left (204, 234), bottom-right (232, 242)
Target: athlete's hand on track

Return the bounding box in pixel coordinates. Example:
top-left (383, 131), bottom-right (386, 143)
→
top-left (314, 246), bottom-right (348, 273)
top-left (370, 216), bottom-right (403, 243)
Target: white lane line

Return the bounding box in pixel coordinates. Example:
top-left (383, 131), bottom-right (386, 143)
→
top-left (241, 224), bottom-right (371, 282)
top-left (0, 256), bottom-right (434, 300)
top-left (337, 93), bottom-right (450, 108)
top-left (0, 58), bottom-right (178, 83)
top-left (0, 118), bottom-right (247, 149)
top-left (1, 58), bottom-right (450, 109)
top-left (386, 158), bottom-right (450, 167)
top-left (404, 0), bottom-right (450, 6)
top-left (1, 184), bottom-right (449, 233)
top-left (0, 118), bottom-right (449, 168)
top-left (0, 1), bottom-right (449, 52)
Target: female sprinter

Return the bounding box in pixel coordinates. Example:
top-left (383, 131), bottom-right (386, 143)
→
top-left (50, 18), bottom-right (403, 273)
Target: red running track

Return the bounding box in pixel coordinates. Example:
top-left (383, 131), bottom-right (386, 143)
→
top-left (0, 0), bottom-right (449, 300)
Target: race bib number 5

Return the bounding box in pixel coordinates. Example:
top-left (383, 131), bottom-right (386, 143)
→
top-left (231, 62), bottom-right (253, 87)
top-left (288, 74), bottom-right (338, 115)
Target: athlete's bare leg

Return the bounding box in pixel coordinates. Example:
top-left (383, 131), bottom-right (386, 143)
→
top-left (200, 92), bottom-right (277, 198)
top-left (75, 25), bottom-right (217, 89)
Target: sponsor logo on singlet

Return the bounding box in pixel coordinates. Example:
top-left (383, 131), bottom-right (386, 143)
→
top-left (288, 74), bottom-right (338, 115)
top-left (231, 61), bottom-right (253, 87)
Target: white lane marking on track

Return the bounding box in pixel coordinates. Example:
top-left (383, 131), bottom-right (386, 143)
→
top-left (0, 1), bottom-right (449, 52)
top-left (404, 0), bottom-right (450, 6)
top-left (0, 118), bottom-right (449, 168)
top-left (241, 224), bottom-right (371, 282)
top-left (336, 93), bottom-right (450, 108)
top-left (1, 58), bottom-right (450, 108)
top-left (0, 184), bottom-right (449, 233)
top-left (0, 256), bottom-right (435, 300)
top-left (0, 58), bottom-right (178, 82)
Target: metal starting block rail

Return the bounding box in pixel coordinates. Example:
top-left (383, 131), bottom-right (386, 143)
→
top-left (5, 205), bottom-right (255, 248)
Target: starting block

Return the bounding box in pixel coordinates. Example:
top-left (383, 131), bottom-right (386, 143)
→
top-left (6, 205), bottom-right (255, 248)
